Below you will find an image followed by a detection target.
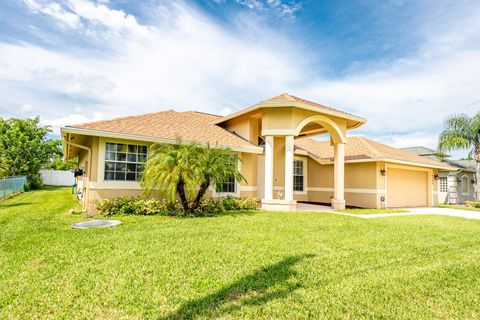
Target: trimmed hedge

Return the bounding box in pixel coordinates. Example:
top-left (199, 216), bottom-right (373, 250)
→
top-left (465, 201), bottom-right (480, 208)
top-left (96, 196), bottom-right (259, 217)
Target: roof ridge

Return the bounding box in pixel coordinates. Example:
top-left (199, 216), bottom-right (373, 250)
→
top-left (182, 110), bottom-right (221, 118)
top-left (67, 109), bottom-right (177, 128)
top-left (354, 136), bottom-right (382, 158)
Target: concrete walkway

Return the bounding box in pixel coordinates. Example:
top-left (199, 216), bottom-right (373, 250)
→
top-left (296, 203), bottom-right (480, 221)
top-left (296, 203), bottom-right (333, 212)
top-left (341, 207), bottom-right (480, 220)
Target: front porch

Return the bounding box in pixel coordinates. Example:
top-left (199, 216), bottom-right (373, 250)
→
top-left (214, 94), bottom-right (367, 212)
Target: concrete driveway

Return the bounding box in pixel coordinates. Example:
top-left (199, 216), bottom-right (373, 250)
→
top-left (296, 203), bottom-right (480, 221)
top-left (343, 207), bottom-right (480, 221)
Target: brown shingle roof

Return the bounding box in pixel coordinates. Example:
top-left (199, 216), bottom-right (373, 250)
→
top-left (67, 110), bottom-right (257, 150)
top-left (182, 111), bottom-right (221, 122)
top-left (262, 93), bottom-right (365, 121)
top-left (295, 136), bottom-right (455, 170)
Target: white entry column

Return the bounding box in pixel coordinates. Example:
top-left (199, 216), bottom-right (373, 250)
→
top-left (264, 135), bottom-right (274, 200)
top-left (332, 142), bottom-right (346, 210)
top-left (284, 135), bottom-right (294, 201)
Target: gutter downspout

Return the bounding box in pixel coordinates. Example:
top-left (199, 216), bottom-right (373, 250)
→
top-left (64, 135), bottom-right (92, 213)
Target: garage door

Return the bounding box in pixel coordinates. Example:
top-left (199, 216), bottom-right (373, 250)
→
top-left (387, 168), bottom-right (428, 207)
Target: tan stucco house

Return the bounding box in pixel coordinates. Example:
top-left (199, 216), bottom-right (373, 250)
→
top-left (61, 94), bottom-right (454, 212)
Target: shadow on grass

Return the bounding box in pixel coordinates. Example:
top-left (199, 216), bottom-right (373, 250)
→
top-left (214, 210), bottom-right (258, 218)
top-left (39, 186), bottom-right (72, 192)
top-left (0, 202), bottom-right (35, 209)
top-left (159, 254), bottom-right (314, 320)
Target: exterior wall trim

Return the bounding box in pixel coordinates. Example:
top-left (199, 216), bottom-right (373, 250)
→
top-left (310, 156), bottom-right (454, 171)
top-left (307, 187), bottom-right (386, 194)
top-left (90, 181), bottom-right (143, 190)
top-left (261, 129), bottom-right (296, 136)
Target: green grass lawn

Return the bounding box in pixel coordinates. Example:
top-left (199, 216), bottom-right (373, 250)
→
top-left (2, 188), bottom-right (480, 319)
top-left (439, 204), bottom-right (480, 212)
top-left (336, 208), bottom-right (409, 214)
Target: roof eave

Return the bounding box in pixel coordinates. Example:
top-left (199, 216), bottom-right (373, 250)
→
top-left (302, 154), bottom-right (457, 170)
top-left (62, 127), bottom-right (264, 154)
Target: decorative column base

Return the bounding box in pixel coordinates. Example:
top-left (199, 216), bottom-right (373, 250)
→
top-left (261, 199), bottom-right (297, 212)
top-left (331, 199), bottom-right (346, 210)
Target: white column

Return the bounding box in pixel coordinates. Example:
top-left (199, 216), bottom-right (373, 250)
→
top-left (284, 135), bottom-right (294, 201)
top-left (333, 142), bottom-right (345, 209)
top-left (264, 135), bottom-right (274, 200)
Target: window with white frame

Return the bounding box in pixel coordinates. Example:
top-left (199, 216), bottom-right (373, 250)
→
top-left (293, 160), bottom-right (304, 192)
top-left (439, 177), bottom-right (448, 193)
top-left (461, 176), bottom-right (469, 194)
top-left (104, 142), bottom-right (147, 181)
top-left (216, 175), bottom-right (236, 193)
top-left (216, 157), bottom-right (237, 194)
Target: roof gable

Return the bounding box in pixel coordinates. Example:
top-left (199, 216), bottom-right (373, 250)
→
top-left (213, 93), bottom-right (366, 129)
top-left (261, 93), bottom-right (361, 120)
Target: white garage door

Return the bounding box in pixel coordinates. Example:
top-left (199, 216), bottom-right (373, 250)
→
top-left (387, 168), bottom-right (428, 207)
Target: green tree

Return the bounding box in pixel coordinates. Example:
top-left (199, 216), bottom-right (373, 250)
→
top-left (44, 155), bottom-right (78, 171)
top-left (141, 142), bottom-right (244, 212)
top-left (0, 156), bottom-right (9, 178)
top-left (438, 112), bottom-right (480, 201)
top-left (0, 117), bottom-right (62, 187)
top-left (191, 145), bottom-right (244, 210)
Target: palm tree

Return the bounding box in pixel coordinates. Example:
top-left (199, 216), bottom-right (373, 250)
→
top-left (438, 112), bottom-right (480, 201)
top-left (141, 143), bottom-right (198, 211)
top-left (141, 142), bottom-right (244, 212)
top-left (191, 144), bottom-right (244, 210)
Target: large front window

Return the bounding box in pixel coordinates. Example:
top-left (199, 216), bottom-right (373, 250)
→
top-left (293, 160), bottom-right (304, 192)
top-left (104, 142), bottom-right (147, 181)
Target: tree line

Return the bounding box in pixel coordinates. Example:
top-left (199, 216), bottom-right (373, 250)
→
top-left (0, 116), bottom-right (76, 188)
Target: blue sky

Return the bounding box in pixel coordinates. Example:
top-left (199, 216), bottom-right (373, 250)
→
top-left (0, 0), bottom-right (479, 158)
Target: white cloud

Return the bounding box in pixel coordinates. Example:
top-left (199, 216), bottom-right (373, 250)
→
top-left (219, 107), bottom-right (232, 116)
top-left (20, 104), bottom-right (33, 113)
top-left (41, 111), bottom-right (104, 133)
top-left (24, 0), bottom-right (81, 28)
top-left (3, 1), bottom-right (306, 119)
top-left (235, 0), bottom-right (302, 19)
top-left (3, 0), bottom-right (480, 159)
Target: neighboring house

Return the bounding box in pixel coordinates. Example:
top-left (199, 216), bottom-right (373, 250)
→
top-left (401, 146), bottom-right (476, 204)
top-left (61, 94), bottom-right (453, 212)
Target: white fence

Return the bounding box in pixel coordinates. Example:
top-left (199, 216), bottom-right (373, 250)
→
top-left (39, 170), bottom-right (75, 186)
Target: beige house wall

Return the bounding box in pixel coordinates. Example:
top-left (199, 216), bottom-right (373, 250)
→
top-left (71, 132), bottom-right (441, 212)
top-left (307, 159), bottom-right (380, 208)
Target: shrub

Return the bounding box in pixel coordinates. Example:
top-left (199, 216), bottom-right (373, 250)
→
top-left (221, 196), bottom-right (258, 211)
top-left (222, 195), bottom-right (240, 210)
top-left (138, 199), bottom-right (168, 215)
top-left (96, 196), bottom-right (258, 217)
top-left (465, 201), bottom-right (480, 208)
top-left (24, 174), bottom-right (43, 191)
top-left (96, 197), bottom-right (146, 216)
top-left (237, 197), bottom-right (259, 210)
top-left (194, 198), bottom-right (225, 216)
